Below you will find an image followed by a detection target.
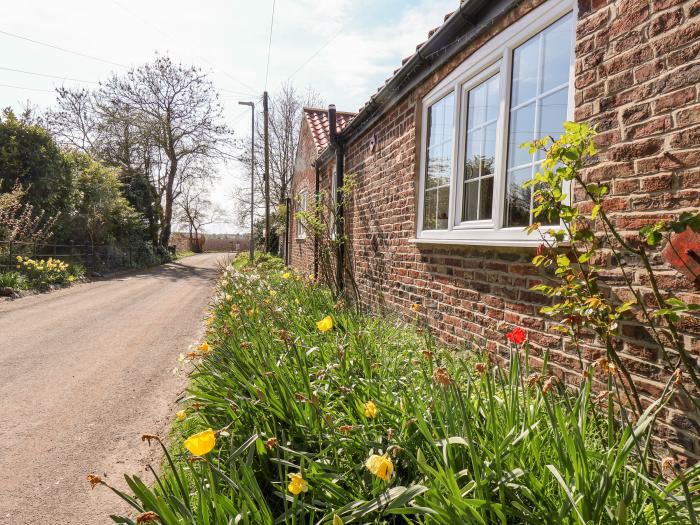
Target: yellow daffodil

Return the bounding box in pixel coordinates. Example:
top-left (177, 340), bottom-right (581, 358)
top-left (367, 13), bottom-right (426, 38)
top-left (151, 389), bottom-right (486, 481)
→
top-left (198, 342), bottom-right (211, 354)
top-left (176, 410), bottom-right (186, 422)
top-left (184, 428), bottom-right (216, 456)
top-left (282, 272), bottom-right (291, 279)
top-left (287, 472), bottom-right (308, 495)
top-left (317, 315), bottom-right (333, 332)
top-left (364, 401), bottom-right (378, 419)
top-left (366, 454), bottom-right (394, 481)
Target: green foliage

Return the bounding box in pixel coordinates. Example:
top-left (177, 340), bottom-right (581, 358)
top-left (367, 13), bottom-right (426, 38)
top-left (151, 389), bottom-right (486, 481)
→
top-left (0, 109), bottom-right (73, 219)
top-left (64, 152), bottom-right (144, 245)
top-left (103, 262), bottom-right (699, 524)
top-left (0, 271), bottom-right (28, 290)
top-left (523, 122), bottom-right (700, 411)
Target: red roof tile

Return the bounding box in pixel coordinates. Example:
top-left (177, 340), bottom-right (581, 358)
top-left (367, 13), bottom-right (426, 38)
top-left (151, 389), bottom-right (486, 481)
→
top-left (303, 107), bottom-right (356, 155)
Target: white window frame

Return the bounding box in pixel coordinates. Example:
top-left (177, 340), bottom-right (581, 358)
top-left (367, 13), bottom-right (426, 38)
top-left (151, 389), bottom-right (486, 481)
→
top-left (414, 0), bottom-right (576, 247)
top-left (296, 189), bottom-right (308, 240)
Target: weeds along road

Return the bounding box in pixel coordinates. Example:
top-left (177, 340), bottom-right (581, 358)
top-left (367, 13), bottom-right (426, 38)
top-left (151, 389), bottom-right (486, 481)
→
top-left (0, 253), bottom-right (230, 524)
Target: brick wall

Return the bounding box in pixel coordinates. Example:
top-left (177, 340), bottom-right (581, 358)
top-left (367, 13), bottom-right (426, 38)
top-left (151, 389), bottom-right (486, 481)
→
top-left (334, 0), bottom-right (700, 459)
top-left (289, 121), bottom-right (318, 275)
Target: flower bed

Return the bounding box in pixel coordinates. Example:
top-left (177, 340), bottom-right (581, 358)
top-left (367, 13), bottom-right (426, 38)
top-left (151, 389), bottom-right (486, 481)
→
top-left (99, 255), bottom-right (699, 524)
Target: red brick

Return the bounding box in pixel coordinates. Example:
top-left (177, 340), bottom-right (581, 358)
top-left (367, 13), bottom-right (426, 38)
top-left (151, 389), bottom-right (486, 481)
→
top-left (607, 139), bottom-right (664, 161)
top-left (675, 104), bottom-right (700, 127)
top-left (625, 116), bottom-right (671, 139)
top-left (640, 172), bottom-right (674, 192)
top-left (654, 87), bottom-right (696, 113)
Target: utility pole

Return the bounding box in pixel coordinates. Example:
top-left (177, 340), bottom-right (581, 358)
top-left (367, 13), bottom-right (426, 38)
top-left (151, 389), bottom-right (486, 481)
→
top-left (263, 91), bottom-right (271, 253)
top-left (238, 100), bottom-right (255, 263)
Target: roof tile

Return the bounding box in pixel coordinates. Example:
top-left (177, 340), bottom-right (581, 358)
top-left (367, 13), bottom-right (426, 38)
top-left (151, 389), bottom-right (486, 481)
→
top-left (303, 107), bottom-right (356, 155)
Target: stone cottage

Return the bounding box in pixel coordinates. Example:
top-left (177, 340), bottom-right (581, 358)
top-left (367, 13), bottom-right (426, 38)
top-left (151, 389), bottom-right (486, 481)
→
top-left (289, 0), bottom-right (700, 458)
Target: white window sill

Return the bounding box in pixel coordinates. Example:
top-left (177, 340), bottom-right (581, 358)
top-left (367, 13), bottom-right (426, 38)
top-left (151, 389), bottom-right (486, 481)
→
top-left (410, 226), bottom-right (563, 248)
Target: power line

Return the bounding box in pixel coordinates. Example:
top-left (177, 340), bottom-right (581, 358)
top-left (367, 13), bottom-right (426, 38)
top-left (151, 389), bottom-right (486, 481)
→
top-left (0, 83), bottom-right (56, 93)
top-left (0, 29), bottom-right (127, 68)
top-left (285, 26), bottom-right (347, 81)
top-left (108, 0), bottom-right (259, 95)
top-left (264, 0), bottom-right (277, 91)
top-left (0, 66), bottom-right (100, 85)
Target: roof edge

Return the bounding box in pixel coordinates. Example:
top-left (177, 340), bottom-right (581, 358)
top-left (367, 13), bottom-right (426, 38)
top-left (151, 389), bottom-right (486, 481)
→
top-left (339, 0), bottom-right (520, 143)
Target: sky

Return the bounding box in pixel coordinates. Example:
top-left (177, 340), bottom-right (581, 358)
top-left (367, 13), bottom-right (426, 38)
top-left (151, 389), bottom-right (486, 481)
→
top-left (1, 0), bottom-right (456, 233)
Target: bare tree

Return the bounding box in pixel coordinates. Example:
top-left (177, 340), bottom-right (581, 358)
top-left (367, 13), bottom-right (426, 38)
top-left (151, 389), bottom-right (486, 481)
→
top-left (176, 182), bottom-right (222, 252)
top-left (233, 83), bottom-right (321, 249)
top-left (49, 56), bottom-right (233, 248)
top-left (102, 57), bottom-right (233, 247)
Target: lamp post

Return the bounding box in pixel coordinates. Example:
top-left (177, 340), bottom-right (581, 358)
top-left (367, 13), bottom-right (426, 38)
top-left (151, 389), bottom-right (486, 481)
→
top-left (238, 101), bottom-right (255, 263)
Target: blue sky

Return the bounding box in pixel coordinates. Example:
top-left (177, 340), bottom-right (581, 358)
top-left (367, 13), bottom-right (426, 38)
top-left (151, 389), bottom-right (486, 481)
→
top-left (0, 0), bottom-right (456, 231)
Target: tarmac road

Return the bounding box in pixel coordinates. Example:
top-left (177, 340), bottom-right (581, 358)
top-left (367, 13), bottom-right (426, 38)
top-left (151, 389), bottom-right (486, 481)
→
top-left (0, 253), bottom-right (230, 524)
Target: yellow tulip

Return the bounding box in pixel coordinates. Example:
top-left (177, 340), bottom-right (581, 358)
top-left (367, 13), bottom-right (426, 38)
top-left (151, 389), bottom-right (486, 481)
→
top-left (176, 410), bottom-right (186, 421)
top-left (364, 401), bottom-right (378, 419)
top-left (184, 428), bottom-right (216, 456)
top-left (366, 454), bottom-right (394, 481)
top-left (317, 315), bottom-right (333, 332)
top-left (287, 472), bottom-right (308, 495)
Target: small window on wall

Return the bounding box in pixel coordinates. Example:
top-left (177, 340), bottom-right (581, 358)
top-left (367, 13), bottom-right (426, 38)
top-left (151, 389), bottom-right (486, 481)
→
top-left (296, 190), bottom-right (307, 239)
top-left (416, 1), bottom-right (574, 246)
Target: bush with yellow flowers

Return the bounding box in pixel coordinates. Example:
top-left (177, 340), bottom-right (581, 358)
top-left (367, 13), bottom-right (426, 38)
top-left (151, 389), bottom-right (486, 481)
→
top-left (102, 253), bottom-right (699, 524)
top-left (15, 255), bottom-right (84, 288)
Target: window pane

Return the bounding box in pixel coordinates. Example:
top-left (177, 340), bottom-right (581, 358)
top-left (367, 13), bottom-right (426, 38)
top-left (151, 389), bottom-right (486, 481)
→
top-left (538, 87), bottom-right (568, 139)
top-left (463, 180), bottom-right (479, 221)
top-left (506, 167), bottom-right (532, 227)
top-left (423, 189), bottom-right (437, 230)
top-left (512, 36), bottom-right (539, 106)
top-left (543, 14), bottom-right (573, 93)
top-left (465, 127), bottom-right (483, 180)
top-left (483, 122), bottom-right (497, 176)
top-left (423, 93), bottom-right (454, 231)
top-left (507, 102), bottom-right (535, 168)
top-left (486, 75), bottom-right (500, 121)
top-left (462, 74), bottom-right (500, 223)
top-left (480, 176), bottom-right (494, 220)
top-left (437, 186), bottom-right (450, 229)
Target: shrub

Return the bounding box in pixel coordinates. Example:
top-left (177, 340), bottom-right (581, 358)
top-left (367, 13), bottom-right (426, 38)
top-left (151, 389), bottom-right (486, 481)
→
top-left (0, 271), bottom-right (27, 290)
top-left (100, 261), bottom-right (699, 524)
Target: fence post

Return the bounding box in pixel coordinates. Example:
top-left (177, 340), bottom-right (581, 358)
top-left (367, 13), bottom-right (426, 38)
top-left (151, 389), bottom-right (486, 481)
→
top-left (8, 240), bottom-right (13, 269)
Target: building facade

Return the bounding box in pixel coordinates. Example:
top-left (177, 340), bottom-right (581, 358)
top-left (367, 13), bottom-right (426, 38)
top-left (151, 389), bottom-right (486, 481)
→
top-left (290, 0), bottom-right (700, 458)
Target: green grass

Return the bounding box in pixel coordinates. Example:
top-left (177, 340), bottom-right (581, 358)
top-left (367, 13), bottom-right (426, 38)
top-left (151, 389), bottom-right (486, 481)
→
top-left (173, 250), bottom-right (196, 260)
top-left (102, 255), bottom-right (700, 524)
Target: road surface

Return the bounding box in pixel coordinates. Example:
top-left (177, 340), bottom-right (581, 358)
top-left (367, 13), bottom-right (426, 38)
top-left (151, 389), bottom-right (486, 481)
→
top-left (0, 253), bottom-right (230, 524)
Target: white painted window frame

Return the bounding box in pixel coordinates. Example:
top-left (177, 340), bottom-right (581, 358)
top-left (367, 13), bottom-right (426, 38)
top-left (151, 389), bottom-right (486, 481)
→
top-left (296, 189), bottom-right (308, 240)
top-left (413, 0), bottom-right (576, 248)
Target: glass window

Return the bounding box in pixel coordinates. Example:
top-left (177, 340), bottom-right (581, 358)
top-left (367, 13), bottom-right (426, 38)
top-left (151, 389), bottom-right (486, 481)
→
top-left (462, 73), bottom-right (500, 222)
top-left (417, 7), bottom-right (573, 243)
top-left (423, 93), bottom-right (454, 230)
top-left (296, 190), bottom-right (307, 239)
top-left (505, 13), bottom-right (573, 227)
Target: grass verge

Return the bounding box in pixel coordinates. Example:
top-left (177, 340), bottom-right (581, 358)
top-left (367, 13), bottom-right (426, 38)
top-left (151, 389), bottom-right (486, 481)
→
top-left (99, 255), bottom-right (699, 524)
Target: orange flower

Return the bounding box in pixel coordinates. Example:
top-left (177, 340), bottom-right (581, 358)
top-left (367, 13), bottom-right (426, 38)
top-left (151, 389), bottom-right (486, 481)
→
top-left (474, 362), bottom-right (487, 375)
top-left (432, 367), bottom-right (453, 388)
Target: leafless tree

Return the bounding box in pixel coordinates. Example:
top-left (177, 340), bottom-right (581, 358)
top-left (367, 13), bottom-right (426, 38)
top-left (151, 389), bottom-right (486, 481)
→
top-left (176, 182), bottom-right (222, 252)
top-left (48, 56), bottom-right (233, 248)
top-left (233, 83), bottom-right (322, 247)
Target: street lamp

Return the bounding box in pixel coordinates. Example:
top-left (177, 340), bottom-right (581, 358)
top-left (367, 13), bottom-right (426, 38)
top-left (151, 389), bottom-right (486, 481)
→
top-left (238, 100), bottom-right (255, 263)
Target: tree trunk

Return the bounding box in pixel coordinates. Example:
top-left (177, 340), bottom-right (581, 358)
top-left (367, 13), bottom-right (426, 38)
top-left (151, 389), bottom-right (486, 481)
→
top-left (158, 161), bottom-right (177, 248)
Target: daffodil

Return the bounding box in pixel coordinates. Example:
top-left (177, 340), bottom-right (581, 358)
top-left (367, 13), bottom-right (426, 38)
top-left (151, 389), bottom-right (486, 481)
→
top-left (366, 454), bottom-right (394, 481)
top-left (317, 315), bottom-right (333, 332)
top-left (364, 401), bottom-right (378, 419)
top-left (198, 342), bottom-right (211, 354)
top-left (176, 410), bottom-right (186, 421)
top-left (282, 271), bottom-right (291, 279)
top-left (287, 472), bottom-right (308, 495)
top-left (184, 428), bottom-right (216, 456)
